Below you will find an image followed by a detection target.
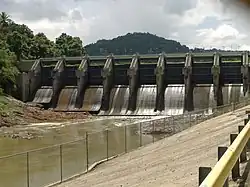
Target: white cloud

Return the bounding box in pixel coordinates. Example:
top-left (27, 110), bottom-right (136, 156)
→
top-left (192, 24), bottom-right (250, 50)
top-left (14, 10), bottom-right (93, 43)
top-left (180, 0), bottom-right (218, 26)
top-left (196, 24), bottom-right (247, 44)
top-left (3, 0), bottom-right (250, 50)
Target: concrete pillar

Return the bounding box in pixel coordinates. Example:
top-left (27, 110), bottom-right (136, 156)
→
top-left (27, 59), bottom-right (42, 101)
top-left (211, 52), bottom-right (223, 106)
top-left (241, 51), bottom-right (250, 96)
top-left (21, 72), bottom-right (30, 102)
top-left (75, 56), bottom-right (89, 108)
top-left (183, 53), bottom-right (194, 111)
top-left (101, 55), bottom-right (114, 111)
top-left (51, 58), bottom-right (65, 108)
top-left (127, 54), bottom-right (140, 112)
top-left (16, 72), bottom-right (29, 102)
top-left (155, 53), bottom-right (166, 111)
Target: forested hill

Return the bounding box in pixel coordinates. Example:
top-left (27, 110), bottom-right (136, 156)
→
top-left (85, 32), bottom-right (190, 55)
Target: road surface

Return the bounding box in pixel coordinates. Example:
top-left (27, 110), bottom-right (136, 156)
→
top-left (55, 106), bottom-right (250, 187)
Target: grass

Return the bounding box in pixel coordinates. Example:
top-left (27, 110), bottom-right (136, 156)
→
top-left (0, 95), bottom-right (8, 111)
top-left (0, 95), bottom-right (23, 118)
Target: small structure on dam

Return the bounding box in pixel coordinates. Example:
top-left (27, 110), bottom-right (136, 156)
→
top-left (16, 51), bottom-right (250, 115)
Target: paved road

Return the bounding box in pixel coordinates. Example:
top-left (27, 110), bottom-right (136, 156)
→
top-left (56, 106), bottom-right (250, 187)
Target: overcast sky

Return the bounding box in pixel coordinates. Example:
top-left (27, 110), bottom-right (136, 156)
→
top-left (2, 0), bottom-right (250, 50)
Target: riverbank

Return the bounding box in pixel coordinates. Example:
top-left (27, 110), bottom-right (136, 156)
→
top-left (54, 105), bottom-right (249, 187)
top-left (0, 95), bottom-right (89, 127)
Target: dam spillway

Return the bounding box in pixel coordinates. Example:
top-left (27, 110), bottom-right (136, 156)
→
top-left (82, 86), bottom-right (103, 112)
top-left (17, 52), bottom-right (250, 115)
top-left (164, 85), bottom-right (185, 116)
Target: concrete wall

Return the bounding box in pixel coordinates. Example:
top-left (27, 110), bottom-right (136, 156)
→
top-left (17, 52), bottom-right (250, 113)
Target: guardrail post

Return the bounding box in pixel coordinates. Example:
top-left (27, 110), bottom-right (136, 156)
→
top-left (124, 125), bottom-right (127, 153)
top-left (230, 133), bottom-right (240, 181)
top-left (189, 113), bottom-right (191, 127)
top-left (60, 145), bottom-right (63, 182)
top-left (218, 147), bottom-right (229, 187)
top-left (199, 167), bottom-right (212, 185)
top-left (244, 118), bottom-right (250, 149)
top-left (106, 130), bottom-right (109, 160)
top-left (139, 122), bottom-right (142, 147)
top-left (238, 126), bottom-right (247, 163)
top-left (244, 119), bottom-right (249, 126)
top-left (153, 121), bottom-right (155, 143)
top-left (86, 132), bottom-right (89, 171)
top-left (26, 152), bottom-right (30, 187)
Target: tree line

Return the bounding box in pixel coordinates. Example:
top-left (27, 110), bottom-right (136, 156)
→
top-left (0, 12), bottom-right (85, 94)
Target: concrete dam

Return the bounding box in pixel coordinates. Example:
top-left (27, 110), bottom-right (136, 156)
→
top-left (17, 52), bottom-right (250, 115)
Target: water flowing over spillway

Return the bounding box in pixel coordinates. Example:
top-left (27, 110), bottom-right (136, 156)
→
top-left (56, 87), bottom-right (77, 111)
top-left (34, 84), bottom-right (247, 115)
top-left (164, 85), bottom-right (185, 115)
top-left (133, 85), bottom-right (157, 115)
top-left (81, 86), bottom-right (103, 112)
top-left (108, 86), bottom-right (130, 115)
top-left (222, 84), bottom-right (246, 105)
top-left (193, 84), bottom-right (216, 114)
top-left (193, 84), bottom-right (246, 114)
top-left (32, 86), bottom-right (53, 103)
top-left (68, 89), bottom-right (78, 110)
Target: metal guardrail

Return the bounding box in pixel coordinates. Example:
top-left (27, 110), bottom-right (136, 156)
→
top-left (199, 111), bottom-right (250, 187)
top-left (1, 99), bottom-right (250, 187)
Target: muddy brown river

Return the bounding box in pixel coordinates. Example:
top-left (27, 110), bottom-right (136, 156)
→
top-left (0, 116), bottom-right (164, 187)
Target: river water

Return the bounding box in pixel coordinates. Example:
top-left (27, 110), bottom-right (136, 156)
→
top-left (0, 116), bottom-right (163, 187)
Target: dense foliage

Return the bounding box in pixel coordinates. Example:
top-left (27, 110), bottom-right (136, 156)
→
top-left (0, 12), bottom-right (85, 94)
top-left (85, 32), bottom-right (191, 55)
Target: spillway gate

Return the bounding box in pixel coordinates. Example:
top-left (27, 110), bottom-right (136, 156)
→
top-left (17, 51), bottom-right (250, 115)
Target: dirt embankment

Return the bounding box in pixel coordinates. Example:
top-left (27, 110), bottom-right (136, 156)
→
top-left (55, 106), bottom-right (249, 187)
top-left (0, 96), bottom-right (89, 127)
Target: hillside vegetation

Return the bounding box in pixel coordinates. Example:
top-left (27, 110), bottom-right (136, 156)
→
top-left (85, 32), bottom-right (190, 55)
top-left (0, 12), bottom-right (86, 95)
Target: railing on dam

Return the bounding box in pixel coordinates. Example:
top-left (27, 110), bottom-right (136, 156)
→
top-left (199, 110), bottom-right (250, 186)
top-left (1, 100), bottom-right (250, 187)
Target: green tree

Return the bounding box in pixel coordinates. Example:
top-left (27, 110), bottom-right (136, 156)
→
top-left (9, 23), bottom-right (34, 38)
top-left (0, 46), bottom-right (19, 93)
top-left (55, 33), bottom-right (85, 56)
top-left (0, 12), bottom-right (11, 30)
top-left (30, 33), bottom-right (57, 58)
top-left (8, 23), bottom-right (34, 59)
top-left (6, 31), bottom-right (25, 60)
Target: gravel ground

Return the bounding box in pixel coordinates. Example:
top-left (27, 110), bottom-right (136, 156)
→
top-left (55, 106), bottom-right (250, 187)
top-left (0, 96), bottom-right (89, 127)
